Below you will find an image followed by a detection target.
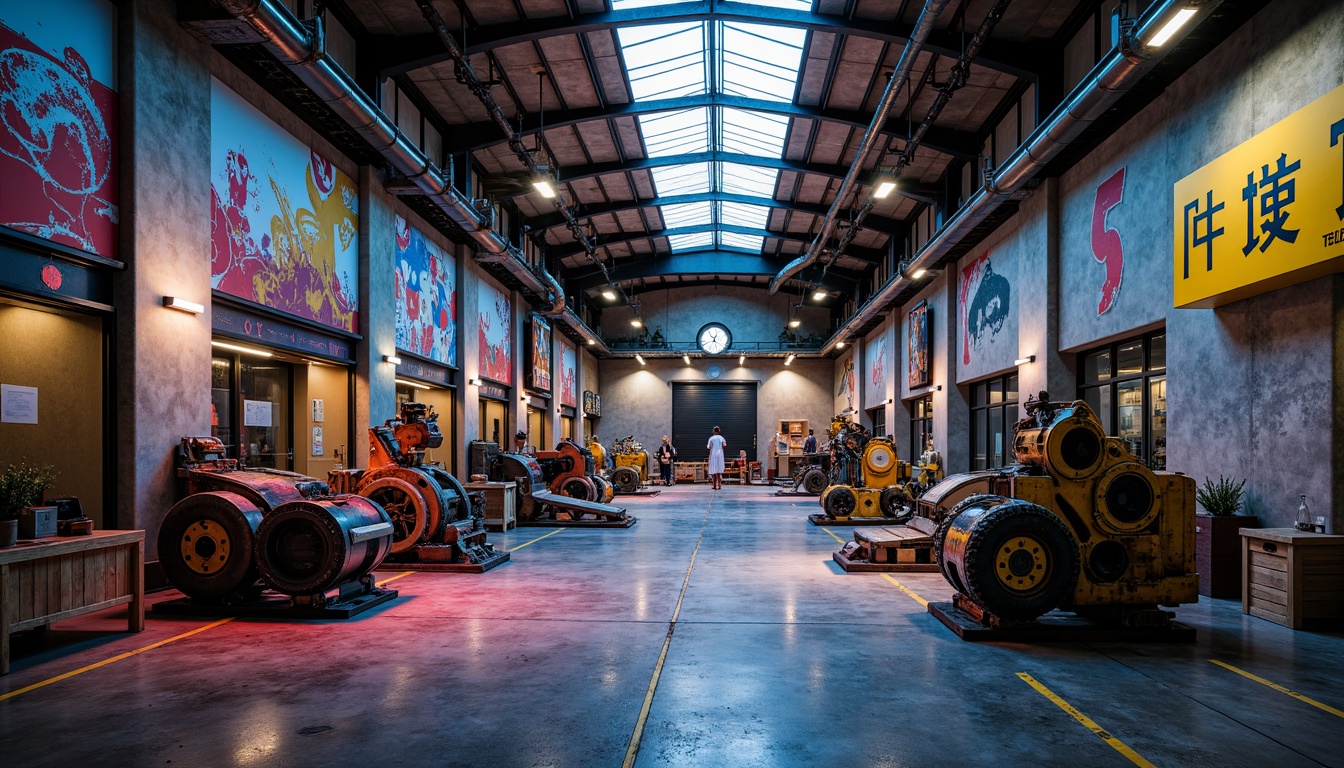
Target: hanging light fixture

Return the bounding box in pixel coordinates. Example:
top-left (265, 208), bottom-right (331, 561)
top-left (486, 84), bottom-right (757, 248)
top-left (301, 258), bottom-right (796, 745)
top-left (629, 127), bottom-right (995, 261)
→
top-left (872, 167), bottom-right (898, 199)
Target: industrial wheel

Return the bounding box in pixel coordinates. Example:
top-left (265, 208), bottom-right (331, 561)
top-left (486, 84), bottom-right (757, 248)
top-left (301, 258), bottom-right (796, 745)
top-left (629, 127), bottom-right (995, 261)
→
top-left (611, 466), bottom-right (641, 494)
top-left (935, 494), bottom-right (1011, 592)
top-left (824, 487), bottom-right (857, 518)
top-left (799, 467), bottom-right (828, 495)
top-left (361, 476), bottom-right (433, 554)
top-left (949, 500), bottom-right (1079, 621)
top-left (590, 474), bottom-right (615, 504)
top-left (560, 475), bottom-right (597, 501)
top-left (879, 486), bottom-right (914, 523)
top-left (157, 491), bottom-right (264, 600)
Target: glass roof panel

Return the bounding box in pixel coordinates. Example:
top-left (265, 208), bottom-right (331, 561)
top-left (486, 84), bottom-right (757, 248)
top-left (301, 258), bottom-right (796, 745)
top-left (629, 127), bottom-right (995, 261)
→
top-left (720, 202), bottom-right (771, 229)
top-left (660, 201), bottom-right (714, 228)
top-left (614, 0), bottom-right (812, 8)
top-left (640, 107), bottom-right (710, 157)
top-left (721, 108), bottom-right (789, 158)
top-left (651, 162), bottom-right (712, 196)
top-left (720, 162), bottom-right (780, 197)
top-left (668, 232), bottom-right (715, 251)
top-left (617, 23), bottom-right (708, 101)
top-left (719, 232), bottom-right (765, 251)
top-left (720, 23), bottom-right (806, 103)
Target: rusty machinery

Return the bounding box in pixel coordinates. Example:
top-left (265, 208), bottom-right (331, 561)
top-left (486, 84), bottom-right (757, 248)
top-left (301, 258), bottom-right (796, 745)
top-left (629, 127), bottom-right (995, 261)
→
top-left (157, 436), bottom-right (397, 615)
top-left (813, 413), bottom-right (917, 523)
top-left (471, 439), bottom-right (635, 527)
top-left (608, 435), bottom-right (650, 493)
top-left (930, 394), bottom-right (1196, 626)
top-left (326, 402), bottom-right (508, 572)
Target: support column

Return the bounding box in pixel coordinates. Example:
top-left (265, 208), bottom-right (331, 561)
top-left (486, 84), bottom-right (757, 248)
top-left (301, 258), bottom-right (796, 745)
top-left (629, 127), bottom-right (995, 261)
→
top-left (357, 166), bottom-right (398, 467)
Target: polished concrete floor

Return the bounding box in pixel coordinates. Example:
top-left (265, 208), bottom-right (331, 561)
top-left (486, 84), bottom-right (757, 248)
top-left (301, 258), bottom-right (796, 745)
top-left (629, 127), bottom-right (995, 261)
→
top-left (3, 484), bottom-right (1344, 767)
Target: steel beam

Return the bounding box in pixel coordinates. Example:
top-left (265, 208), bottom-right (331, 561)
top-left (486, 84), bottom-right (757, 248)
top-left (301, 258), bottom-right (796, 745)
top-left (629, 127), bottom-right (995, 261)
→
top-left (552, 223), bottom-right (884, 261)
top-left (567, 249), bottom-right (863, 292)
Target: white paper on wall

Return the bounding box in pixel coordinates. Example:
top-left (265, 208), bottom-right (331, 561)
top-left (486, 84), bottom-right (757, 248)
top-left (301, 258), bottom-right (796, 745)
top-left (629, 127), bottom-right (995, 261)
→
top-left (244, 399), bottom-right (273, 427)
top-left (0, 384), bottom-right (38, 424)
top-left (312, 426), bottom-right (323, 456)
top-left (312, 398), bottom-right (324, 422)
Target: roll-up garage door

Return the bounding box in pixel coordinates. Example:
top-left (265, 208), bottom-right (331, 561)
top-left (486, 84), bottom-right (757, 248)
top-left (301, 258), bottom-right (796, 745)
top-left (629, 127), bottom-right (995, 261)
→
top-left (672, 382), bottom-right (757, 462)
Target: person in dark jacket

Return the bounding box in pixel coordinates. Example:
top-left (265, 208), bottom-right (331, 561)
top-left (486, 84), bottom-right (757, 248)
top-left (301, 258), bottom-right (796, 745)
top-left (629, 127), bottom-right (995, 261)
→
top-left (655, 435), bottom-right (677, 485)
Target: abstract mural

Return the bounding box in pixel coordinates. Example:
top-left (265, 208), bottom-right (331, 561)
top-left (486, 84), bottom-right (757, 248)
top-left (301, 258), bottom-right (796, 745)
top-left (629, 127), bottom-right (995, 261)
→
top-left (477, 279), bottom-right (512, 384)
top-left (1091, 166), bottom-right (1126, 315)
top-left (0, 0), bottom-right (118, 259)
top-left (835, 353), bottom-right (855, 413)
top-left (559, 340), bottom-right (577, 407)
top-left (907, 301), bottom-right (930, 389)
top-left (959, 250), bottom-right (1012, 366)
top-left (528, 315), bottom-right (552, 392)
top-left (210, 78), bottom-right (359, 333)
top-left (394, 215), bottom-right (456, 365)
top-left (865, 332), bottom-right (887, 409)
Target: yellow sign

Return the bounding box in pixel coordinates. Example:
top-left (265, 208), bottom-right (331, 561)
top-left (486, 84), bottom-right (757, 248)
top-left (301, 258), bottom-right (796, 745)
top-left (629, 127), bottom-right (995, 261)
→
top-left (1173, 82), bottom-right (1344, 308)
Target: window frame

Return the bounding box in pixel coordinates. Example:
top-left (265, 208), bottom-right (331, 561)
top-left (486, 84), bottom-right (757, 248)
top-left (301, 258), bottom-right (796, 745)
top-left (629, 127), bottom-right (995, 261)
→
top-left (1076, 331), bottom-right (1167, 469)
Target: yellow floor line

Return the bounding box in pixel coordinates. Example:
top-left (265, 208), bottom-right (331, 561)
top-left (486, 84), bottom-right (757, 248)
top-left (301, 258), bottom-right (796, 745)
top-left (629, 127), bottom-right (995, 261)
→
top-left (377, 570), bottom-right (416, 587)
top-left (820, 527), bottom-right (846, 545)
top-left (1017, 672), bottom-right (1157, 768)
top-left (623, 495), bottom-right (714, 768)
top-left (1, 617), bottom-right (236, 703)
top-left (1209, 660), bottom-right (1344, 719)
top-left (881, 574), bottom-right (930, 608)
top-left (508, 529), bottom-right (564, 552)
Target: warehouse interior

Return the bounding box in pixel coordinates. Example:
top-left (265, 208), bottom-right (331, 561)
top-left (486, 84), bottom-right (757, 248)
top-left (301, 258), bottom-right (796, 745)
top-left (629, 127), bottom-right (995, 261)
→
top-left (2, 0), bottom-right (1344, 765)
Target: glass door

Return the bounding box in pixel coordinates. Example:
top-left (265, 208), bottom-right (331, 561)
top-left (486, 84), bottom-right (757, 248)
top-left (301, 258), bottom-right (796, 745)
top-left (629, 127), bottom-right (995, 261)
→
top-left (211, 355), bottom-right (236, 458)
top-left (240, 360), bottom-right (292, 470)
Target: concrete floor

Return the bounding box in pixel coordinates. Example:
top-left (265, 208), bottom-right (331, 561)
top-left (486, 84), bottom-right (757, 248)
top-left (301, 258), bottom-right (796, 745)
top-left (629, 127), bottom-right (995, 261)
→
top-left (3, 484), bottom-right (1344, 767)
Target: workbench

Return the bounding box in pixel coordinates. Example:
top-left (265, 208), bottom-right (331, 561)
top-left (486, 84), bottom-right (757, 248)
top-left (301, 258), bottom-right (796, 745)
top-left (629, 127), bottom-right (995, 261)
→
top-left (2, 530), bottom-right (145, 674)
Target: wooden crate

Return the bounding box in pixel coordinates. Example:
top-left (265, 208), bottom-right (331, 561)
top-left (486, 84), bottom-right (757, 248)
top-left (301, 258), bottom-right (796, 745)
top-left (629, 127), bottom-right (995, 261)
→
top-left (465, 481), bottom-right (517, 531)
top-left (1241, 528), bottom-right (1344, 630)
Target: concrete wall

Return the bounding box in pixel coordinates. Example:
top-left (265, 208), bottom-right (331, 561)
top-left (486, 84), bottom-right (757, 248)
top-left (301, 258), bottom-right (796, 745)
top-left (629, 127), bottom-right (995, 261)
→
top-left (599, 284), bottom-right (829, 347)
top-left (598, 358), bottom-right (833, 467)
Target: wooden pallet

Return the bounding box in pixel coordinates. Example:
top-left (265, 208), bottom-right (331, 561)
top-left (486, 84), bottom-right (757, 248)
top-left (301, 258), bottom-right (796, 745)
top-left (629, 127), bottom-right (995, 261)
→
top-left (808, 513), bottom-right (908, 526)
top-left (153, 587), bottom-right (398, 620)
top-left (832, 517), bottom-right (939, 572)
top-left (928, 598), bottom-right (1196, 643)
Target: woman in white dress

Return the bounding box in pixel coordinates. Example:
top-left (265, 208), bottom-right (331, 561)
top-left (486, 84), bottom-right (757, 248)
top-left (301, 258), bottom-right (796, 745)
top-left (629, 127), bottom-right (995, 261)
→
top-left (706, 426), bottom-right (727, 490)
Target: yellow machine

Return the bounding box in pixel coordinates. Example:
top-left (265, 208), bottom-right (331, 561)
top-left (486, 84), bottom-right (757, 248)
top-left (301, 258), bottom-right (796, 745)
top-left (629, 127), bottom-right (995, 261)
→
top-left (585, 437), bottom-right (608, 471)
top-left (609, 436), bottom-right (649, 493)
top-left (933, 397), bottom-right (1197, 624)
top-left (818, 436), bottom-right (914, 521)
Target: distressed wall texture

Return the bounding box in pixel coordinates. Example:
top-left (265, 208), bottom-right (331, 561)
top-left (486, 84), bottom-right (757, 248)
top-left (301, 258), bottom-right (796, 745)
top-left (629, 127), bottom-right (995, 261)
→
top-left (599, 284), bottom-right (830, 347)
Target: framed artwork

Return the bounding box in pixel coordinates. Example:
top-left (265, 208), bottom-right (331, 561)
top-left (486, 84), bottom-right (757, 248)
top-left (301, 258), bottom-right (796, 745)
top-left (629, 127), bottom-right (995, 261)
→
top-left (908, 301), bottom-right (931, 389)
top-left (527, 315), bottom-right (552, 392)
top-left (477, 279), bottom-right (512, 384)
top-left (394, 215), bottom-right (456, 365)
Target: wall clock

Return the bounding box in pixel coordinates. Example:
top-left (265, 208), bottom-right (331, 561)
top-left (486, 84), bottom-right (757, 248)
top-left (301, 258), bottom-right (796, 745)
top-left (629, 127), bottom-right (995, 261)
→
top-left (697, 322), bottom-right (732, 355)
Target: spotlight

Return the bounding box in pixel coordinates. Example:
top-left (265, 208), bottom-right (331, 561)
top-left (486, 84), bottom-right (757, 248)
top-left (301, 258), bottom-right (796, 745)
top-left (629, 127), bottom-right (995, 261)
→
top-left (630, 317), bottom-right (643, 328)
top-left (601, 288), bottom-right (616, 301)
top-left (784, 354), bottom-right (795, 366)
top-left (788, 318), bottom-right (801, 328)
top-left (383, 355), bottom-right (402, 365)
top-left (635, 354), bottom-right (646, 366)
top-left (910, 268), bottom-right (927, 279)
top-left (738, 355), bottom-right (745, 365)
top-left (683, 354), bottom-right (691, 365)
top-left (1015, 355), bottom-right (1037, 366)
top-left (812, 290), bottom-right (826, 301)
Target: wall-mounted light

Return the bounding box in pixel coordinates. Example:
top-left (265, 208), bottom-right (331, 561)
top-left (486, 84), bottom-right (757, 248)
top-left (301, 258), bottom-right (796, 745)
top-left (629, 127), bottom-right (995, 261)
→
top-left (163, 296), bottom-right (204, 315)
top-left (738, 355), bottom-right (745, 365)
top-left (384, 355), bottom-right (403, 365)
top-left (885, 398), bottom-right (894, 405)
top-left (1014, 355), bottom-right (1036, 366)
top-left (836, 341), bottom-right (846, 349)
top-left (1145, 7), bottom-right (1197, 48)
top-left (521, 394), bottom-right (530, 404)
top-left (784, 354), bottom-right (795, 366)
top-left (683, 354), bottom-right (691, 365)
top-left (395, 378), bottom-right (431, 390)
top-left (211, 340), bottom-right (272, 358)
top-left (910, 268), bottom-right (928, 279)
top-left (635, 354), bottom-right (646, 366)
top-left (467, 377), bottom-right (481, 387)
top-left (586, 338), bottom-right (596, 346)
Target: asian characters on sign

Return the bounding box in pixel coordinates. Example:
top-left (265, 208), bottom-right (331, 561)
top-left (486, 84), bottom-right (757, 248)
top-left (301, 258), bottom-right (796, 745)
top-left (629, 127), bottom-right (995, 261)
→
top-left (959, 250), bottom-right (1012, 366)
top-left (1091, 167), bottom-right (1127, 315)
top-left (210, 79), bottom-right (359, 332)
top-left (907, 301), bottom-right (930, 389)
top-left (477, 279), bottom-right (512, 384)
top-left (1174, 82), bottom-right (1344, 308)
top-left (559, 341), bottom-right (577, 407)
top-left (865, 333), bottom-right (887, 409)
top-left (0, 0), bottom-right (119, 259)
top-left (529, 316), bottom-right (552, 392)
top-left (394, 215), bottom-right (456, 365)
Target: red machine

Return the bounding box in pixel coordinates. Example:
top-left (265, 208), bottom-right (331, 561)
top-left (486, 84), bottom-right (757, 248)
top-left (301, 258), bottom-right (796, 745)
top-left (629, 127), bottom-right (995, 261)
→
top-left (158, 436), bottom-right (396, 614)
top-left (472, 439), bottom-right (634, 527)
top-left (328, 402), bottom-right (507, 572)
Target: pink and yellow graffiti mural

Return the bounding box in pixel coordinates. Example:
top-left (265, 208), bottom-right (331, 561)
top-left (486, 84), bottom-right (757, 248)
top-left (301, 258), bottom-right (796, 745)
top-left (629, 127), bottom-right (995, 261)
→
top-left (395, 215), bottom-right (456, 365)
top-left (210, 79), bottom-right (359, 333)
top-left (477, 279), bottom-right (512, 384)
top-left (0, 0), bottom-right (119, 259)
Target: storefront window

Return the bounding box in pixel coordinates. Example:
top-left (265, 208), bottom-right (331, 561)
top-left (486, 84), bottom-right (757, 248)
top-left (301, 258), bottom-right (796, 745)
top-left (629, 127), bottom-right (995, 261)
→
top-left (1077, 332), bottom-right (1166, 469)
top-left (970, 374), bottom-right (1018, 471)
top-left (396, 381), bottom-right (456, 471)
top-left (866, 406), bottom-right (886, 437)
top-left (910, 395), bottom-right (933, 461)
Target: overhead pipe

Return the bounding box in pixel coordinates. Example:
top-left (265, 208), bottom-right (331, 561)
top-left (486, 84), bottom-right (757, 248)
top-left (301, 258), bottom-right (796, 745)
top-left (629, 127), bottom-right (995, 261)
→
top-left (209, 0), bottom-right (611, 350)
top-left (823, 0), bottom-right (1224, 351)
top-left (767, 0), bottom-right (951, 295)
top-left (412, 0), bottom-right (613, 287)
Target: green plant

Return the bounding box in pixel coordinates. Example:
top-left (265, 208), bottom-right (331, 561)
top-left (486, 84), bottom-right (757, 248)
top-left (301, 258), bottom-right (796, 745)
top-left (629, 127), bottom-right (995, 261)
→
top-left (1196, 475), bottom-right (1246, 516)
top-left (0, 459), bottom-right (56, 520)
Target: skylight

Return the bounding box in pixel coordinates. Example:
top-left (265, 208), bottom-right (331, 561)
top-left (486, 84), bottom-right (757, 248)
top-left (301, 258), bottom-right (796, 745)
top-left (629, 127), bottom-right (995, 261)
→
top-left (720, 202), bottom-right (771, 229)
top-left (660, 201), bottom-right (714, 228)
top-left (640, 107), bottom-right (710, 157)
top-left (651, 163), bottom-right (712, 196)
top-left (720, 162), bottom-right (779, 197)
top-left (720, 23), bottom-right (807, 103)
top-left (667, 232), bottom-right (715, 250)
top-left (721, 108), bottom-right (789, 157)
top-left (612, 0), bottom-right (814, 11)
top-left (617, 23), bottom-right (707, 101)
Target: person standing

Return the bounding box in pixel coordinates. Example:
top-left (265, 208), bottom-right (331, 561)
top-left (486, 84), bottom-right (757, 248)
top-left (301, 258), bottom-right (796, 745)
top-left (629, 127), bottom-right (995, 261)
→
top-left (706, 426), bottom-right (727, 490)
top-left (655, 435), bottom-right (677, 485)
top-left (513, 430), bottom-right (535, 455)
top-left (802, 429), bottom-right (817, 454)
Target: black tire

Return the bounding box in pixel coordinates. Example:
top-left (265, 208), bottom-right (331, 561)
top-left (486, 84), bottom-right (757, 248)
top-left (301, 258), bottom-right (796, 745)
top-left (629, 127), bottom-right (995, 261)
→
top-left (960, 501), bottom-right (1079, 621)
top-left (561, 475), bottom-right (597, 501)
top-left (591, 474), bottom-right (615, 504)
top-left (824, 487), bottom-right (857, 518)
top-left (157, 491), bottom-right (264, 600)
top-left (880, 486), bottom-right (914, 523)
top-left (800, 468), bottom-right (828, 495)
top-left (936, 494), bottom-right (1012, 591)
top-left (611, 467), bottom-right (641, 494)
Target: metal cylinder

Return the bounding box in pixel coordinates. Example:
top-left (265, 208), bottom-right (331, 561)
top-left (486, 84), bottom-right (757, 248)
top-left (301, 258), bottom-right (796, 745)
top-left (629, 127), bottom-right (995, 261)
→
top-left (254, 496), bottom-right (394, 596)
top-left (157, 491), bottom-right (265, 601)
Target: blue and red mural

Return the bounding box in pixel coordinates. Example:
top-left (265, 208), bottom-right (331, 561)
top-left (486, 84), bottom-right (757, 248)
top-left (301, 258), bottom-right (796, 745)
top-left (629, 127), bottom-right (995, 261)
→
top-left (559, 340), bottom-right (577, 408)
top-left (210, 78), bottom-right (359, 333)
top-left (394, 215), bottom-right (456, 365)
top-left (0, 0), bottom-right (119, 259)
top-left (477, 279), bottom-right (512, 385)
top-left (959, 250), bottom-right (1012, 366)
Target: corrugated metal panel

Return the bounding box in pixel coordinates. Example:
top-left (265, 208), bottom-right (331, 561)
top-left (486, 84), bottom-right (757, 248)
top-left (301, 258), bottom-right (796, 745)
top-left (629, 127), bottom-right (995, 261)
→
top-left (672, 382), bottom-right (757, 462)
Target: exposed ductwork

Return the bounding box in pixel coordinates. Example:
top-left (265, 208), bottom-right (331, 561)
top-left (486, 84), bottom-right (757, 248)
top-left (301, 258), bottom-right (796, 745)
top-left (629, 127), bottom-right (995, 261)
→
top-left (824, 0), bottom-right (1224, 351)
top-left (205, 0), bottom-right (609, 352)
top-left (767, 0), bottom-right (952, 295)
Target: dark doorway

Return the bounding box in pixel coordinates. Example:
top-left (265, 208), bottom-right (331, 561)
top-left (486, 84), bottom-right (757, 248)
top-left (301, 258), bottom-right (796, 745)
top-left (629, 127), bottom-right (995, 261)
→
top-left (672, 382), bottom-right (757, 462)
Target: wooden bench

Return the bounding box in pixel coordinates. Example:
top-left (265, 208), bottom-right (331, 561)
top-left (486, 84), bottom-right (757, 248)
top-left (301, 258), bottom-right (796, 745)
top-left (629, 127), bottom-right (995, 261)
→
top-left (2, 530), bottom-right (145, 674)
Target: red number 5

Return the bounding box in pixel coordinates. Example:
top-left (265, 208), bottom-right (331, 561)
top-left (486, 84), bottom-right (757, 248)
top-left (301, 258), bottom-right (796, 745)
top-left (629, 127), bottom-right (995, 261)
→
top-left (1091, 167), bottom-right (1126, 315)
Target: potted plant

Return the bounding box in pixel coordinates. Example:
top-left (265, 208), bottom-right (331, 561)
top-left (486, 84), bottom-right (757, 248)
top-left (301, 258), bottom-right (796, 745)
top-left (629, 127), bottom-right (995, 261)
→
top-left (0, 459), bottom-right (56, 547)
top-left (1194, 475), bottom-right (1257, 599)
